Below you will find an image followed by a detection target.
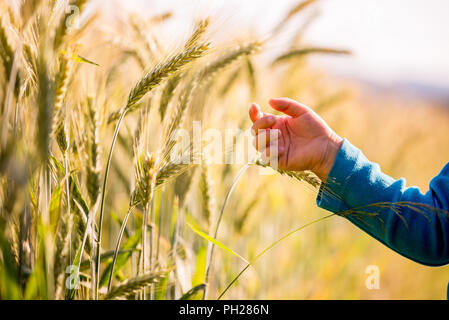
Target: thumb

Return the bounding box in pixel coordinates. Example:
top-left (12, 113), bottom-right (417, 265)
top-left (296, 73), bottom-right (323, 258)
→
top-left (269, 97), bottom-right (310, 118)
top-left (249, 103), bottom-right (264, 123)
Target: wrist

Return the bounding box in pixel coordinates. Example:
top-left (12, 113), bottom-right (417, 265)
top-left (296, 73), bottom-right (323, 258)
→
top-left (313, 133), bottom-right (343, 182)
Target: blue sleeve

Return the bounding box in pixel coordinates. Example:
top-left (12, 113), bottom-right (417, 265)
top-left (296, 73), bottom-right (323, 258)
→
top-left (316, 139), bottom-right (449, 266)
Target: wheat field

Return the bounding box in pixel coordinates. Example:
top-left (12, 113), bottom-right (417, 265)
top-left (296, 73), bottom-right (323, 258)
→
top-left (0, 0), bottom-right (448, 300)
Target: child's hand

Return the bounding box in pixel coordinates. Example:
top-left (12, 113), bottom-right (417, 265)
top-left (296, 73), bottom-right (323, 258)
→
top-left (249, 97), bottom-right (343, 182)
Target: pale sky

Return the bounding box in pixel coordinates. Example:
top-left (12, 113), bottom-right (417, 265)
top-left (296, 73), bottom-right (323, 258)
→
top-left (107, 0), bottom-right (449, 88)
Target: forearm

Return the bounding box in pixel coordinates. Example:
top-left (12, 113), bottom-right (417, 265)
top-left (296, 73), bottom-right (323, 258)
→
top-left (317, 139), bottom-right (449, 266)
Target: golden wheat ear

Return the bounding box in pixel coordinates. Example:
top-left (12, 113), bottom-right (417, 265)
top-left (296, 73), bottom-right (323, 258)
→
top-left (52, 53), bottom-right (72, 153)
top-left (159, 73), bottom-right (182, 121)
top-left (272, 47), bottom-right (351, 66)
top-left (104, 270), bottom-right (168, 300)
top-left (126, 43), bottom-right (210, 112)
top-left (198, 41), bottom-right (262, 85)
top-left (107, 43), bottom-right (210, 123)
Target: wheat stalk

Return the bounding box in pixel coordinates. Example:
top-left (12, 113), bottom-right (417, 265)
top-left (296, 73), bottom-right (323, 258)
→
top-left (106, 203), bottom-right (136, 292)
top-left (52, 53), bottom-right (71, 152)
top-left (254, 160), bottom-right (343, 202)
